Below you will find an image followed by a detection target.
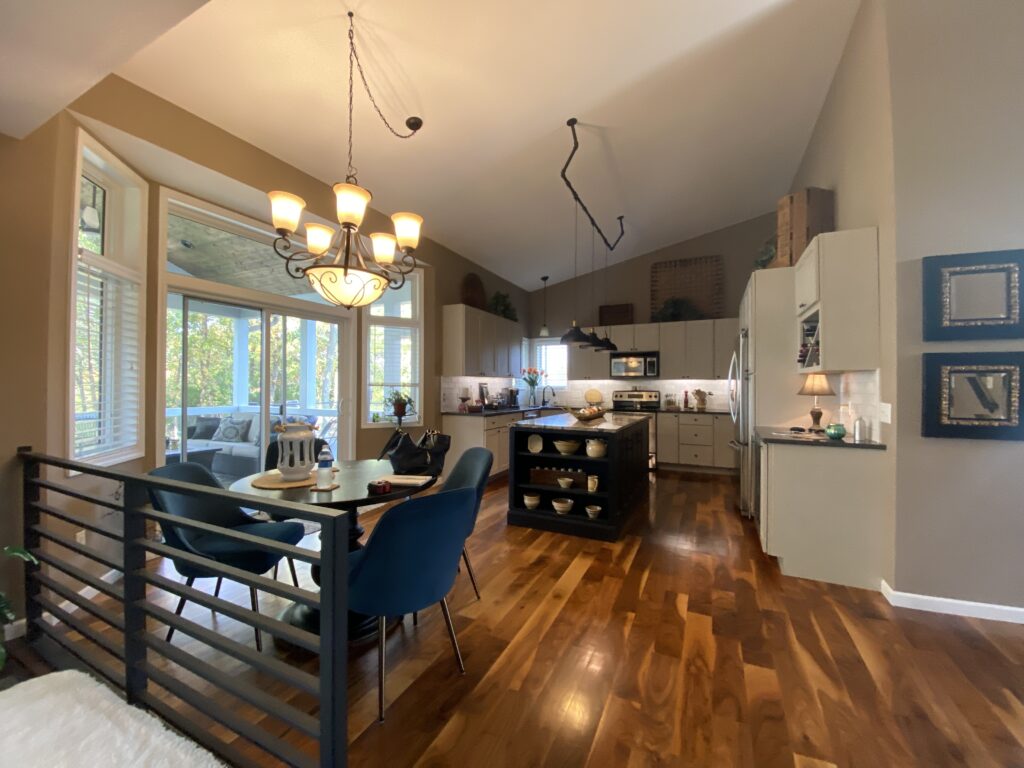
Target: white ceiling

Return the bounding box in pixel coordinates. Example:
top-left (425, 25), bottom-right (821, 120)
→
top-left (117, 0), bottom-right (858, 289)
top-left (0, 0), bottom-right (208, 139)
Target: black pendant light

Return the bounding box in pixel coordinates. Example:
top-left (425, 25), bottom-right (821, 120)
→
top-left (580, 226), bottom-right (603, 348)
top-left (561, 203), bottom-right (589, 345)
top-left (538, 276), bottom-right (550, 337)
top-left (596, 242), bottom-right (617, 351)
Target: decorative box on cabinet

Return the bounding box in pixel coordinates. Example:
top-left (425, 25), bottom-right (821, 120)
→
top-left (776, 187), bottom-right (835, 267)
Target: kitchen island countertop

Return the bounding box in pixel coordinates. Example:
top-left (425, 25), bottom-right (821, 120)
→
top-left (513, 412), bottom-right (651, 433)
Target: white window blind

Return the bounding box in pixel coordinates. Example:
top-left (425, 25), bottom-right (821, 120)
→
top-left (363, 273), bottom-right (422, 425)
top-left (73, 261), bottom-right (142, 460)
top-left (534, 341), bottom-right (569, 389)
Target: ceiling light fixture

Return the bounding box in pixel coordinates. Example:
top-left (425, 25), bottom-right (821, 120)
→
top-left (539, 275), bottom-right (550, 337)
top-left (560, 203), bottom-right (589, 345)
top-left (267, 11), bottom-right (424, 309)
top-left (558, 117), bottom-right (625, 344)
top-left (596, 242), bottom-right (618, 351)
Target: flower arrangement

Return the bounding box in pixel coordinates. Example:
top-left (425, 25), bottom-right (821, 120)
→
top-left (521, 367), bottom-right (545, 388)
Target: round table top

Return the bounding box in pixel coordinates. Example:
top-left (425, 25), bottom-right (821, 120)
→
top-left (229, 459), bottom-right (437, 510)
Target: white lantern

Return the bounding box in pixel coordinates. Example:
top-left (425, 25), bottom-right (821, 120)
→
top-left (277, 423), bottom-right (317, 481)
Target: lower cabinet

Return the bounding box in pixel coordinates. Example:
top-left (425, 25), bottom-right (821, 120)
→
top-left (443, 409), bottom-right (560, 477)
top-left (657, 412), bottom-right (737, 470)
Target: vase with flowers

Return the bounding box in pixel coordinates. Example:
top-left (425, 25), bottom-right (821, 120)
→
top-left (521, 367), bottom-right (545, 406)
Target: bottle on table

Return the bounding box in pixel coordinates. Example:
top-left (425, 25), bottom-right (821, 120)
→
top-left (316, 445), bottom-right (334, 488)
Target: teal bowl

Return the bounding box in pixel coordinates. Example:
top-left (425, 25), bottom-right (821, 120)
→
top-left (825, 423), bottom-right (847, 440)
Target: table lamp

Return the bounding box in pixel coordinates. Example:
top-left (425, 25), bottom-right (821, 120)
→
top-left (797, 373), bottom-right (835, 432)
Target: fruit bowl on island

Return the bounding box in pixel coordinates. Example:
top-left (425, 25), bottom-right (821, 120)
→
top-left (564, 405), bottom-right (608, 422)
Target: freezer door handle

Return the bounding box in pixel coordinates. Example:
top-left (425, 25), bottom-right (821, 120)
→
top-left (728, 440), bottom-right (743, 451)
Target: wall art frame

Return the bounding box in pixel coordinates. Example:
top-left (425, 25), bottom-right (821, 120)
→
top-left (922, 249), bottom-right (1024, 341)
top-left (922, 351), bottom-right (1024, 441)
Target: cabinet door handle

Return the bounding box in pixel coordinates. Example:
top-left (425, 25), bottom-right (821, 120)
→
top-left (798, 303), bottom-right (807, 308)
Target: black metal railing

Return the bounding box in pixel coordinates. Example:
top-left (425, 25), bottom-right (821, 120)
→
top-left (17, 448), bottom-right (348, 767)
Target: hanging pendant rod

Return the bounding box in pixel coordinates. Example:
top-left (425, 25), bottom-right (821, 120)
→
top-left (560, 117), bottom-right (625, 252)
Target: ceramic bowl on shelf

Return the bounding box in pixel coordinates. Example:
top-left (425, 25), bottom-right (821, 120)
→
top-left (585, 505), bottom-right (601, 520)
top-left (556, 477), bottom-right (574, 489)
top-left (552, 498), bottom-right (574, 515)
top-left (523, 493), bottom-right (541, 510)
top-left (825, 423), bottom-right (847, 440)
top-left (527, 434), bottom-right (543, 454)
top-left (585, 439), bottom-right (608, 458)
top-left (553, 439), bottom-right (581, 456)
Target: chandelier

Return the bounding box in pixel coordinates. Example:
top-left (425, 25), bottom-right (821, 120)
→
top-left (267, 11), bottom-right (424, 309)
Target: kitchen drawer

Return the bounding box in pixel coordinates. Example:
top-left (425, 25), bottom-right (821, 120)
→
top-left (484, 413), bottom-right (521, 430)
top-left (678, 424), bottom-right (713, 446)
top-left (678, 413), bottom-right (713, 426)
top-left (678, 444), bottom-right (714, 467)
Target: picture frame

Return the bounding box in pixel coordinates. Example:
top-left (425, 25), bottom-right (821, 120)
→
top-left (922, 249), bottom-right (1024, 341)
top-left (922, 352), bottom-right (1024, 441)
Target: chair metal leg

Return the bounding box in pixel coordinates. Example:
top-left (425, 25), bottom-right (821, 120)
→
top-left (273, 562), bottom-right (279, 581)
top-left (214, 577), bottom-right (223, 599)
top-left (166, 576), bottom-right (195, 642)
top-left (250, 587), bottom-right (262, 652)
top-left (439, 598), bottom-right (465, 675)
top-left (288, 557), bottom-right (299, 587)
top-left (377, 616), bottom-right (386, 722)
top-left (412, 611), bottom-right (418, 627)
top-left (462, 547), bottom-right (481, 601)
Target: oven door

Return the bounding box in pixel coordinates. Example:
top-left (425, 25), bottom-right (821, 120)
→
top-left (611, 354), bottom-right (646, 378)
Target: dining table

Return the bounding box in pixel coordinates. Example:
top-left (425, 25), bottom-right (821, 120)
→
top-left (230, 458), bottom-right (437, 642)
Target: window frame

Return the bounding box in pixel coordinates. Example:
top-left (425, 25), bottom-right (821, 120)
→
top-left (530, 337), bottom-right (570, 392)
top-left (361, 270), bottom-right (425, 428)
top-left (67, 129), bottom-right (148, 467)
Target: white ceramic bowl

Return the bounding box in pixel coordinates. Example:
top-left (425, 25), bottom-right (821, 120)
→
top-left (527, 434), bottom-right (543, 454)
top-left (523, 494), bottom-right (541, 510)
top-left (585, 439), bottom-right (607, 458)
top-left (556, 477), bottom-right (573, 489)
top-left (585, 505), bottom-right (601, 520)
top-left (553, 439), bottom-right (581, 456)
top-left (552, 498), bottom-right (574, 515)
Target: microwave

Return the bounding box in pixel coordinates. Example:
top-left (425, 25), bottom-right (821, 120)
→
top-left (610, 352), bottom-right (659, 378)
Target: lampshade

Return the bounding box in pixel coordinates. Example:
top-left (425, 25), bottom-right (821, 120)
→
top-left (597, 332), bottom-right (617, 352)
top-left (370, 232), bottom-right (397, 264)
top-left (560, 321), bottom-right (588, 345)
top-left (539, 325), bottom-right (550, 337)
top-left (391, 212), bottom-right (423, 250)
top-left (268, 191), bottom-right (306, 233)
top-left (305, 265), bottom-right (388, 309)
top-left (581, 328), bottom-right (603, 348)
top-left (304, 223), bottom-right (335, 256)
top-left (333, 183), bottom-right (372, 228)
top-left (797, 373), bottom-right (835, 397)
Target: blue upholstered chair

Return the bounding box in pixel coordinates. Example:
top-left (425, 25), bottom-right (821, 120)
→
top-left (440, 447), bottom-right (493, 600)
top-left (348, 486), bottom-right (477, 722)
top-left (148, 462), bottom-right (305, 651)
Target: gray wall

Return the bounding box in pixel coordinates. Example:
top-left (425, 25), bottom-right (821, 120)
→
top-left (527, 213), bottom-right (775, 336)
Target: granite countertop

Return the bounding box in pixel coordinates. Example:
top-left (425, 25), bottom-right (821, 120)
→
top-left (658, 407), bottom-right (731, 415)
top-left (512, 412), bottom-right (651, 433)
top-left (755, 426), bottom-right (886, 450)
top-left (441, 406), bottom-right (561, 417)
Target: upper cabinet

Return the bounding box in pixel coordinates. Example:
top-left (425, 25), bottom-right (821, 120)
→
top-left (683, 320), bottom-right (714, 379)
top-left (568, 337), bottom-right (610, 380)
top-left (608, 323), bottom-right (660, 352)
top-left (795, 228), bottom-right (880, 373)
top-left (657, 318), bottom-right (736, 380)
top-left (658, 322), bottom-right (686, 378)
top-left (442, 304), bottom-right (524, 377)
top-left (712, 318), bottom-right (738, 379)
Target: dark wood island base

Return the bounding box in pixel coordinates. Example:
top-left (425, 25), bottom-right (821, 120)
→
top-left (507, 413), bottom-right (650, 541)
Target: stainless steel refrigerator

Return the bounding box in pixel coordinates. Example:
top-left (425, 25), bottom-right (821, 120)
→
top-left (728, 267), bottom-right (806, 518)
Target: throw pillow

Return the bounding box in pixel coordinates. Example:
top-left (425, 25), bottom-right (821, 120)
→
top-left (211, 416), bottom-right (252, 443)
top-left (192, 417), bottom-right (221, 441)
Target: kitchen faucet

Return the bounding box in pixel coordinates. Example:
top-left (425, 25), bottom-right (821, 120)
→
top-left (541, 385), bottom-right (556, 406)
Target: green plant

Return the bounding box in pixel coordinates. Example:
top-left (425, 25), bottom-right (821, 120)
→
top-left (754, 236), bottom-right (777, 269)
top-left (650, 297), bottom-right (704, 322)
top-left (383, 390), bottom-right (416, 414)
top-left (1, 546), bottom-right (37, 671)
top-left (488, 291), bottom-right (518, 321)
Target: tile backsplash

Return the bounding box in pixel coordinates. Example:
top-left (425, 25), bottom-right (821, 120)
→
top-left (562, 379), bottom-right (731, 409)
top-left (440, 376), bottom-right (515, 411)
top-left (837, 370), bottom-right (880, 440)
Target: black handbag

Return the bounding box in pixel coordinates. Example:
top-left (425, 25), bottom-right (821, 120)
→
top-left (379, 429), bottom-right (451, 476)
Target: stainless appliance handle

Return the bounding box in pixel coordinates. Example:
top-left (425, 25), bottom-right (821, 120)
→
top-left (727, 351), bottom-right (739, 423)
top-left (728, 440), bottom-right (742, 451)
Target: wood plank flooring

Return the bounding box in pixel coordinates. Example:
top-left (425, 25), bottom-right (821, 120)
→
top-left (16, 471), bottom-right (1024, 767)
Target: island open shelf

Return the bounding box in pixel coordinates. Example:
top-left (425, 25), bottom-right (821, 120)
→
top-left (507, 412), bottom-right (650, 541)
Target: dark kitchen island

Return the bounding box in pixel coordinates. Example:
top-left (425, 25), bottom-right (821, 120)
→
top-left (507, 412), bottom-right (650, 541)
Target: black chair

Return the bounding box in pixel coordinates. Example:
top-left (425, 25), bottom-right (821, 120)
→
top-left (347, 487), bottom-right (478, 721)
top-left (440, 447), bottom-right (493, 600)
top-left (148, 462), bottom-right (305, 651)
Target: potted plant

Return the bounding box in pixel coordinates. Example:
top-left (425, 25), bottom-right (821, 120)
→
top-left (521, 367), bottom-right (545, 406)
top-left (1, 546), bottom-right (37, 672)
top-left (384, 390), bottom-right (416, 419)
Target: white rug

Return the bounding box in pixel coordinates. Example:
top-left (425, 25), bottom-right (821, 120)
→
top-left (0, 670), bottom-right (224, 767)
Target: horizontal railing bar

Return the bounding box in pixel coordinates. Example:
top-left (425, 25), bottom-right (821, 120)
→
top-left (30, 501), bottom-right (123, 540)
top-left (32, 571), bottom-right (125, 631)
top-left (143, 572), bottom-right (320, 653)
top-left (36, 594), bottom-right (125, 661)
top-left (140, 540), bottom-right (320, 608)
top-left (31, 623), bottom-right (126, 690)
top-left (142, 662), bottom-right (317, 768)
top-left (32, 525), bottom-right (122, 572)
top-left (135, 690), bottom-right (265, 768)
top-left (20, 451), bottom-right (342, 523)
top-left (30, 478), bottom-right (121, 511)
top-left (140, 631), bottom-right (320, 739)
top-left (140, 600), bottom-right (320, 697)
top-left (31, 549), bottom-right (125, 601)
top-left (139, 508), bottom-right (321, 565)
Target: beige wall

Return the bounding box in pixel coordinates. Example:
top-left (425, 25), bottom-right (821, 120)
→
top-left (527, 213), bottom-right (774, 336)
top-left (887, 0), bottom-right (1024, 607)
top-left (788, 0), bottom-right (897, 585)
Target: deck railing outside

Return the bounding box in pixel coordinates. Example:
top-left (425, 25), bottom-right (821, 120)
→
top-left (17, 448), bottom-right (348, 768)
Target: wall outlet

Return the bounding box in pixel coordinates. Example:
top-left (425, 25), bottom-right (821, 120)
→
top-left (75, 529), bottom-right (87, 545)
top-left (879, 402), bottom-right (892, 424)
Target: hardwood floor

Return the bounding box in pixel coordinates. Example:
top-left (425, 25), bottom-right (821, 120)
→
top-left (17, 471), bottom-right (1024, 767)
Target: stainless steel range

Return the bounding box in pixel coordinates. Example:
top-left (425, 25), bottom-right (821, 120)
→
top-left (612, 389), bottom-right (659, 469)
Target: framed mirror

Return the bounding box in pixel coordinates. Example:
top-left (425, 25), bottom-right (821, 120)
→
top-left (923, 352), bottom-right (1024, 440)
top-left (923, 250), bottom-right (1024, 340)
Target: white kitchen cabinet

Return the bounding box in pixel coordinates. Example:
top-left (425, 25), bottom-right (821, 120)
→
top-left (658, 322), bottom-right (686, 378)
top-left (794, 238), bottom-right (820, 314)
top-left (633, 323), bottom-right (660, 352)
top-left (713, 414), bottom-right (737, 468)
top-left (683, 320), bottom-right (714, 379)
top-left (712, 318), bottom-right (738, 379)
top-left (656, 413), bottom-right (679, 464)
top-left (609, 325), bottom-right (633, 352)
top-left (509, 329), bottom-right (523, 377)
top-left (479, 311), bottom-right (497, 376)
top-left (444, 409), bottom-right (551, 477)
top-left (442, 304), bottom-right (525, 377)
top-left (568, 341), bottom-right (609, 380)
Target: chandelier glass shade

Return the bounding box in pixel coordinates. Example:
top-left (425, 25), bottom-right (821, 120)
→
top-left (266, 10), bottom-right (424, 309)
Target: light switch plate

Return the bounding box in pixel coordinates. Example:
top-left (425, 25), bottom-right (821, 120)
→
top-left (879, 402), bottom-right (892, 423)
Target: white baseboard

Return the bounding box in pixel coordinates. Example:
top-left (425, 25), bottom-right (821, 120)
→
top-left (3, 618), bottom-right (27, 641)
top-left (881, 579), bottom-right (1024, 624)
